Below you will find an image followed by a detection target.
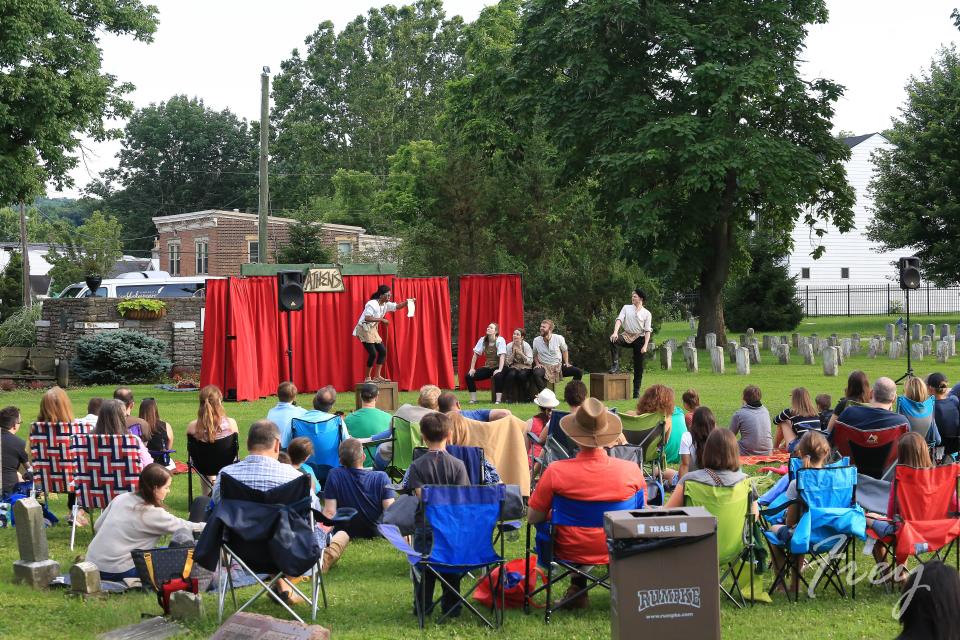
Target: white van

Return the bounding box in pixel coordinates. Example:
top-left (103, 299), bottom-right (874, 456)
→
top-left (56, 271), bottom-right (221, 298)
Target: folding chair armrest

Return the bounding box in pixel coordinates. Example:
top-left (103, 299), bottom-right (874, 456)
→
top-left (498, 520), bottom-right (522, 533)
top-left (759, 499), bottom-right (796, 520)
top-left (317, 506), bottom-right (358, 528)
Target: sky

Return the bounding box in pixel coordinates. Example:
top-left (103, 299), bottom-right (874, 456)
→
top-left (51, 0), bottom-right (960, 198)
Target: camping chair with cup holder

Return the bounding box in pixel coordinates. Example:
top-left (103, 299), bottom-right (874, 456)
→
top-left (186, 432), bottom-right (240, 505)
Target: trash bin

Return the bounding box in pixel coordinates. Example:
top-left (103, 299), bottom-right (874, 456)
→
top-left (605, 506), bottom-right (720, 640)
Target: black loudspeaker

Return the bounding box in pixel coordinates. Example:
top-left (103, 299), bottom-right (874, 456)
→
top-left (278, 270), bottom-right (305, 311)
top-left (898, 256), bottom-right (921, 290)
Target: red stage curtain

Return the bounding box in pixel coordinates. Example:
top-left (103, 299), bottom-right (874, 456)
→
top-left (199, 278), bottom-right (230, 393)
top-left (457, 274), bottom-right (525, 390)
top-left (230, 277), bottom-right (282, 401)
top-left (388, 277), bottom-right (455, 391)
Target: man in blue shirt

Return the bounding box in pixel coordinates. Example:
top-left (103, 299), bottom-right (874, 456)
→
top-left (266, 382), bottom-right (307, 449)
top-left (322, 438), bottom-right (396, 538)
top-left (837, 377), bottom-right (909, 431)
top-left (438, 392), bottom-right (511, 422)
top-left (296, 385), bottom-right (349, 440)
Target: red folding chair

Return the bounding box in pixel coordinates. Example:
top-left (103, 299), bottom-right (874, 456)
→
top-left (871, 464), bottom-right (960, 574)
top-left (70, 434), bottom-right (143, 549)
top-left (831, 421), bottom-right (908, 479)
top-left (29, 421), bottom-right (92, 542)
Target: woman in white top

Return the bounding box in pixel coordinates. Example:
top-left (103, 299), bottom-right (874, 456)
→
top-left (608, 288), bottom-right (653, 398)
top-left (353, 284), bottom-right (413, 382)
top-left (85, 463), bottom-right (204, 581)
top-left (466, 322), bottom-right (508, 404)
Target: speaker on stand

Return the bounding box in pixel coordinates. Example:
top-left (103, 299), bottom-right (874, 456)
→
top-left (278, 271), bottom-right (305, 383)
top-left (896, 256), bottom-right (921, 383)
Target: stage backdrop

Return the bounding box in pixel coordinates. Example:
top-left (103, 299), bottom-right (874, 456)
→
top-left (201, 275), bottom-right (455, 401)
top-left (456, 274), bottom-right (525, 390)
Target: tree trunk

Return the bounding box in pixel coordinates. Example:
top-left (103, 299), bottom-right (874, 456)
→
top-left (695, 171), bottom-right (738, 348)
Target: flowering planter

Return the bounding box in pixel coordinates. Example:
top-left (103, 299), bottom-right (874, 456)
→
top-left (122, 309), bottom-right (167, 320)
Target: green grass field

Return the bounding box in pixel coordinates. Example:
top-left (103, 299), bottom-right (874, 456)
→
top-left (2, 315), bottom-right (958, 639)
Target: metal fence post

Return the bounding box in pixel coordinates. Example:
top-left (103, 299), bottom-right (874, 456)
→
top-left (887, 283), bottom-right (890, 315)
top-left (927, 282), bottom-right (931, 314)
top-left (847, 285), bottom-right (851, 317)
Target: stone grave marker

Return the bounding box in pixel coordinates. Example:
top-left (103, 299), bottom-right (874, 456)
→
top-left (762, 335), bottom-right (772, 350)
top-left (912, 342), bottom-right (925, 361)
top-left (942, 324), bottom-right (951, 340)
top-left (791, 333), bottom-right (800, 348)
top-left (705, 332), bottom-right (717, 351)
top-left (776, 344), bottom-right (790, 364)
top-left (736, 347), bottom-right (750, 375)
top-left (937, 340), bottom-right (950, 363)
top-left (209, 613), bottom-right (331, 640)
top-left (823, 347), bottom-right (840, 376)
top-left (948, 335), bottom-right (957, 356)
top-left (749, 343), bottom-right (761, 365)
top-left (70, 561), bottom-right (101, 595)
top-left (927, 323), bottom-right (936, 337)
top-left (659, 345), bottom-right (672, 371)
top-left (746, 327), bottom-right (755, 337)
top-left (12, 498), bottom-right (60, 588)
top-left (889, 341), bottom-right (902, 359)
top-left (868, 339), bottom-right (879, 358)
top-left (169, 591), bottom-right (203, 620)
top-left (922, 335), bottom-right (933, 355)
top-left (710, 346), bottom-right (724, 374)
top-left (912, 324), bottom-right (921, 341)
top-left (886, 324), bottom-right (895, 341)
top-left (727, 340), bottom-right (739, 364)
top-left (851, 333), bottom-right (861, 353)
top-left (800, 343), bottom-right (815, 365)
top-left (840, 338), bottom-right (852, 359)
top-left (683, 344), bottom-right (698, 372)
top-left (97, 617), bottom-right (183, 640)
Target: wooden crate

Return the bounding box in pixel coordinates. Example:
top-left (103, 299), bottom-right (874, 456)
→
top-left (355, 381), bottom-right (399, 412)
top-left (589, 373), bottom-right (630, 401)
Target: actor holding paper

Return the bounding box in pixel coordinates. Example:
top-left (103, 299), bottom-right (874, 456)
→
top-left (354, 285), bottom-right (414, 382)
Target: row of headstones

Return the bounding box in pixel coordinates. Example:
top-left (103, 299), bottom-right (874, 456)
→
top-left (885, 322), bottom-right (960, 343)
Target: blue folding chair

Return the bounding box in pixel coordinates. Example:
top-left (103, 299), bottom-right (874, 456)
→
top-left (761, 463), bottom-right (866, 601)
top-left (291, 415), bottom-right (345, 486)
top-left (524, 490), bottom-right (644, 622)
top-left (379, 484), bottom-right (507, 629)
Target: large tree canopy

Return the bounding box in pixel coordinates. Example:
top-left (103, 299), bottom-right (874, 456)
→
top-left (513, 0), bottom-right (854, 345)
top-left (0, 0), bottom-right (158, 202)
top-left (88, 95), bottom-right (258, 251)
top-left (867, 47), bottom-right (960, 286)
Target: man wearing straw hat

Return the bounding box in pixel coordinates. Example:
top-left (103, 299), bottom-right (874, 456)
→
top-left (527, 398), bottom-right (646, 609)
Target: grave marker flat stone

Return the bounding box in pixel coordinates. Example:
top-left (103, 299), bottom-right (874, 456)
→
top-left (97, 617), bottom-right (183, 640)
top-left (736, 347), bottom-right (750, 375)
top-left (776, 344), bottom-right (790, 365)
top-left (209, 613), bottom-right (331, 640)
top-left (169, 591), bottom-right (203, 620)
top-left (710, 346), bottom-right (725, 374)
top-left (70, 561), bottom-right (101, 594)
top-left (12, 498), bottom-right (59, 589)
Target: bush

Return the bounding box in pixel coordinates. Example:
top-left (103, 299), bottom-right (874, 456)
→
top-left (116, 298), bottom-right (167, 315)
top-left (73, 330), bottom-right (171, 384)
top-left (724, 244), bottom-right (803, 333)
top-left (0, 304), bottom-right (41, 347)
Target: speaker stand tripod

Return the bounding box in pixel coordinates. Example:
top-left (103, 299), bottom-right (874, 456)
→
top-left (895, 287), bottom-right (914, 384)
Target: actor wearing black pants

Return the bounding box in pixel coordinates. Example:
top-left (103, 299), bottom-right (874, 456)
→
top-left (353, 285), bottom-right (414, 382)
top-left (466, 323), bottom-right (508, 404)
top-left (609, 288), bottom-right (653, 398)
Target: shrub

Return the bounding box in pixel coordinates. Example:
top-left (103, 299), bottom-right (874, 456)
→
top-left (0, 304), bottom-right (41, 347)
top-left (116, 298), bottom-right (167, 316)
top-left (725, 244), bottom-right (803, 333)
top-left (73, 330), bottom-right (171, 384)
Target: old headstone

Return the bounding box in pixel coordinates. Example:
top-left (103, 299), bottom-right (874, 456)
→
top-left (922, 335), bottom-right (933, 355)
top-left (800, 343), bottom-right (815, 365)
top-left (727, 340), bottom-right (739, 364)
top-left (955, 324), bottom-right (960, 341)
top-left (937, 340), bottom-right (949, 363)
top-left (791, 333), bottom-right (800, 348)
top-left (169, 591), bottom-right (203, 620)
top-left (835, 343), bottom-right (845, 366)
top-left (823, 347), bottom-right (840, 376)
top-left (840, 338), bottom-right (852, 359)
top-left (948, 335), bottom-right (957, 356)
top-left (762, 335), bottom-right (773, 350)
top-left (705, 332), bottom-right (717, 351)
top-left (664, 338), bottom-right (677, 353)
top-left (736, 347), bottom-right (750, 375)
top-left (686, 335), bottom-right (696, 349)
top-left (912, 324), bottom-right (921, 342)
top-left (749, 343), bottom-right (761, 365)
top-left (942, 324), bottom-right (951, 340)
top-left (912, 342), bottom-right (925, 361)
top-left (851, 333), bottom-right (861, 353)
top-left (746, 327), bottom-right (755, 338)
top-left (927, 323), bottom-right (936, 337)
top-left (70, 561), bottom-right (101, 595)
top-left (889, 341), bottom-right (902, 359)
top-left (689, 316), bottom-right (697, 332)
top-left (828, 336), bottom-right (839, 347)
top-left (739, 333), bottom-right (747, 346)
top-left (97, 617), bottom-right (184, 640)
top-left (12, 498), bottom-right (60, 588)
top-left (659, 344), bottom-right (672, 371)
top-left (710, 346), bottom-right (725, 374)
top-left (886, 324), bottom-right (895, 341)
top-left (683, 344), bottom-right (698, 372)
top-left (209, 613), bottom-right (331, 640)
top-left (868, 339), bottom-right (879, 358)
top-left (776, 344), bottom-right (790, 365)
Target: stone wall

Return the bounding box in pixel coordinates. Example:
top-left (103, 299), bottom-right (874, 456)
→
top-left (36, 298), bottom-right (204, 372)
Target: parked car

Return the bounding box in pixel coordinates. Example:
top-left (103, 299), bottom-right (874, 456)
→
top-left (56, 272), bottom-right (221, 298)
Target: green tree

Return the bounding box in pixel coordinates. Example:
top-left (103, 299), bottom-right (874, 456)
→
top-left (88, 95), bottom-right (258, 251)
top-left (867, 47), bottom-right (960, 285)
top-left (513, 0), bottom-right (855, 346)
top-left (0, 251), bottom-right (24, 320)
top-left (724, 235), bottom-right (803, 332)
top-left (0, 207), bottom-right (56, 244)
top-left (270, 0), bottom-right (466, 209)
top-left (47, 212), bottom-right (124, 292)
top-left (0, 0), bottom-right (158, 203)
top-left (276, 216), bottom-right (334, 265)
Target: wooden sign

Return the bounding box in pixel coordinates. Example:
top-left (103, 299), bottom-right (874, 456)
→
top-left (303, 267), bottom-right (344, 293)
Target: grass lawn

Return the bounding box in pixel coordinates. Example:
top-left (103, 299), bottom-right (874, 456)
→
top-left (2, 315), bottom-right (957, 638)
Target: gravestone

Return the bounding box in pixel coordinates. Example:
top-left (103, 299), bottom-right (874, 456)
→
top-left (70, 561), bottom-right (101, 594)
top-left (835, 343), bottom-right (845, 366)
top-left (955, 324), bottom-right (960, 342)
top-left (889, 341), bottom-right (902, 359)
top-left (937, 340), bottom-right (949, 363)
top-left (727, 340), bottom-right (739, 364)
top-left (209, 613), bottom-right (331, 640)
top-left (800, 343), bottom-right (815, 365)
top-left (840, 338), bottom-right (852, 359)
top-left (791, 333), bottom-right (800, 348)
top-left (735, 347), bottom-right (750, 375)
top-left (927, 323), bottom-right (936, 337)
top-left (922, 335), bottom-right (933, 355)
top-left (868, 339), bottom-right (879, 358)
top-left (942, 324), bottom-right (951, 340)
top-left (705, 332), bottom-right (717, 351)
top-left (948, 335), bottom-right (957, 356)
top-left (169, 591), bottom-right (203, 620)
top-left (762, 335), bottom-right (773, 350)
top-left (912, 342), bottom-right (925, 361)
top-left (682, 344), bottom-right (698, 372)
top-left (739, 333), bottom-right (747, 346)
top-left (664, 338), bottom-right (677, 353)
top-left (912, 324), bottom-right (921, 342)
top-left (886, 324), bottom-right (895, 341)
top-left (748, 343), bottom-right (761, 365)
top-left (769, 336), bottom-right (781, 352)
top-left (851, 333), bottom-right (861, 353)
top-left (746, 328), bottom-right (755, 338)
top-left (710, 346), bottom-right (725, 374)
top-left (823, 347), bottom-right (840, 376)
top-left (12, 498), bottom-right (60, 588)
top-left (659, 345), bottom-right (672, 371)
top-left (686, 335), bottom-right (696, 349)
top-left (97, 617), bottom-right (183, 640)
top-left (828, 336), bottom-right (839, 347)
top-left (689, 317), bottom-right (697, 332)
top-left (776, 344), bottom-right (790, 365)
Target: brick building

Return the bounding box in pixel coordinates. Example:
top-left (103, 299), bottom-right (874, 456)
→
top-left (152, 210), bottom-right (397, 277)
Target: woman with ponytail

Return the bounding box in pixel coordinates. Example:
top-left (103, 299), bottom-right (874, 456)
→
top-left (186, 386), bottom-right (238, 443)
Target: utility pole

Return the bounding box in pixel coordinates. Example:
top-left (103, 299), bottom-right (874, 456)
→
top-left (19, 201), bottom-right (30, 307)
top-left (258, 67), bottom-right (270, 264)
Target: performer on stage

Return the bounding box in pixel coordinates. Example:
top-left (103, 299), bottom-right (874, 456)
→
top-left (353, 285), bottom-right (413, 382)
top-left (466, 323), bottom-right (508, 404)
top-left (503, 328), bottom-right (535, 402)
top-left (609, 288), bottom-right (652, 398)
top-left (532, 319), bottom-right (582, 391)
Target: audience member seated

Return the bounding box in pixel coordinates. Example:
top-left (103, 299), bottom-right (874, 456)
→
top-left (406, 412), bottom-right (470, 617)
top-left (437, 392), bottom-right (511, 422)
top-left (665, 429), bottom-right (750, 507)
top-left (187, 385), bottom-right (239, 443)
top-left (298, 385), bottom-right (350, 440)
top-left (630, 383), bottom-right (675, 454)
top-left (38, 387), bottom-right (86, 524)
top-left (928, 373), bottom-right (960, 457)
top-left (85, 463), bottom-right (204, 582)
top-left (347, 383), bottom-right (392, 466)
top-left (80, 397), bottom-right (102, 426)
top-left (528, 398), bottom-right (645, 609)
top-left (96, 399), bottom-right (152, 467)
top-left (139, 397), bottom-right (174, 467)
top-left (773, 387), bottom-right (823, 451)
top-left (212, 420), bottom-right (350, 588)
top-left (503, 327), bottom-right (535, 403)
top-left (669, 406), bottom-right (717, 485)
top-left (527, 389), bottom-right (560, 467)
top-left (815, 394), bottom-right (833, 432)
top-left (681, 389), bottom-right (700, 428)
top-left (1, 406), bottom-right (29, 497)
top-left (113, 387), bottom-right (151, 438)
top-left (826, 370), bottom-right (871, 433)
top-left (267, 381), bottom-right (307, 450)
top-left (728, 385), bottom-right (773, 455)
top-left (897, 376), bottom-right (940, 446)
top-left (564, 380), bottom-right (587, 415)
top-left (322, 438), bottom-right (396, 538)
top-left (896, 560), bottom-right (960, 640)
top-left (837, 377), bottom-right (910, 434)
top-left (287, 437), bottom-right (320, 494)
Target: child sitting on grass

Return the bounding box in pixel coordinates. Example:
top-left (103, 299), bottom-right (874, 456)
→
top-left (815, 393), bottom-right (833, 432)
top-left (287, 437), bottom-right (321, 494)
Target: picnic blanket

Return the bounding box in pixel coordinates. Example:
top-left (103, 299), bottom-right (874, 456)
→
top-left (449, 414), bottom-right (530, 496)
top-left (741, 451), bottom-right (791, 466)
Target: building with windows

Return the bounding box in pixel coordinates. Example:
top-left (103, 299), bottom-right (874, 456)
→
top-left (152, 210), bottom-right (398, 277)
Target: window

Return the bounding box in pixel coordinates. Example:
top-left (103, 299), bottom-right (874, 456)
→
top-left (248, 240), bottom-right (259, 264)
top-left (167, 242), bottom-right (181, 276)
top-left (195, 239), bottom-right (209, 275)
top-left (801, 268), bottom-right (810, 279)
top-left (337, 241), bottom-right (353, 259)
top-left (158, 282), bottom-right (205, 298)
top-left (117, 284), bottom-right (163, 297)
top-left (841, 268), bottom-right (850, 279)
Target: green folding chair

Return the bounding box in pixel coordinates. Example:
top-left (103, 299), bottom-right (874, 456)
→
top-left (620, 412), bottom-right (666, 482)
top-left (386, 416), bottom-right (424, 482)
top-left (684, 478), bottom-right (767, 607)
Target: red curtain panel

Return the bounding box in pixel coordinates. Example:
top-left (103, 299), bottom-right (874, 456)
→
top-left (456, 274), bottom-right (525, 390)
top-left (230, 277), bottom-right (282, 401)
top-left (387, 276), bottom-right (455, 391)
top-left (199, 278), bottom-right (230, 392)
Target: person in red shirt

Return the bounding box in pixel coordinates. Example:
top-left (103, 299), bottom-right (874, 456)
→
top-left (527, 397), bottom-right (646, 609)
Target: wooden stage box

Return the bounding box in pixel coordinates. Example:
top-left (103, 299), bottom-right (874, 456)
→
top-left (589, 372), bottom-right (630, 402)
top-left (354, 381), bottom-right (399, 412)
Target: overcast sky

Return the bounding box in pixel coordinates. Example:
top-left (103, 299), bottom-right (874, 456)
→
top-left (52, 0), bottom-right (960, 198)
